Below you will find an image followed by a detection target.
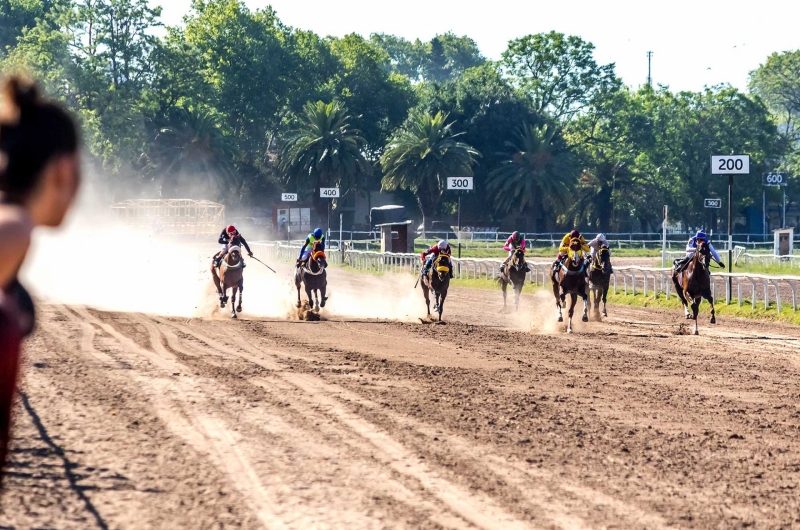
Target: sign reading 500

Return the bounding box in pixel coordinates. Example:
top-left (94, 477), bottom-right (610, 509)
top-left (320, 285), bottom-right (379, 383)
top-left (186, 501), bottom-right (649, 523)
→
top-left (447, 177), bottom-right (473, 190)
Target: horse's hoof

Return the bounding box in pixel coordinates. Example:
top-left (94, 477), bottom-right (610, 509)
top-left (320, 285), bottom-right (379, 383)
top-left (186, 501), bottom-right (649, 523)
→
top-left (296, 301), bottom-right (301, 308)
top-left (582, 315), bottom-right (589, 323)
top-left (236, 306), bottom-right (242, 313)
top-left (685, 314), bottom-right (692, 320)
top-left (557, 316), bottom-right (563, 322)
top-left (710, 317), bottom-right (716, 324)
top-left (602, 311), bottom-right (608, 317)
top-left (566, 328), bottom-right (573, 334)
top-left (231, 313), bottom-right (238, 319)
top-left (693, 329), bottom-right (699, 336)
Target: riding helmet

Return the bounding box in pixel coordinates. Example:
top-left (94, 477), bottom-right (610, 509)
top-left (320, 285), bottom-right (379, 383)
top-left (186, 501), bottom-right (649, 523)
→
top-left (226, 224), bottom-right (236, 234)
top-left (438, 240), bottom-right (448, 249)
top-left (313, 228), bottom-right (323, 238)
top-left (511, 231), bottom-right (520, 241)
top-left (695, 230), bottom-right (706, 240)
top-left (569, 229), bottom-right (580, 239)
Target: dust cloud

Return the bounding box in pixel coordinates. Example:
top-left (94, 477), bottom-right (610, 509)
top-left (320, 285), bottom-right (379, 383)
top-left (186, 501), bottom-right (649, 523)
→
top-left (18, 193), bottom-right (421, 322)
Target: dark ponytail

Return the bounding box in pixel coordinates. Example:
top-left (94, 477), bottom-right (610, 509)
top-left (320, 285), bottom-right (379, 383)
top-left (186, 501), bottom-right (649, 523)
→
top-left (0, 76), bottom-right (78, 204)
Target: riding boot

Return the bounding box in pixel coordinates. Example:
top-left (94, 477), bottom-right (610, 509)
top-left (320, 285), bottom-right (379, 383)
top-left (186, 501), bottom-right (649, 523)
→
top-left (323, 259), bottom-right (328, 268)
top-left (523, 263), bottom-right (531, 273)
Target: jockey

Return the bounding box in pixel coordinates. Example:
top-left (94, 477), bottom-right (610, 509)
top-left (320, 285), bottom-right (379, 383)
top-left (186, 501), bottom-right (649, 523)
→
top-left (675, 230), bottom-right (724, 272)
top-left (500, 231), bottom-right (530, 273)
top-left (421, 240), bottom-right (454, 278)
top-left (297, 228), bottom-right (327, 268)
top-left (587, 233), bottom-right (613, 272)
top-left (587, 233), bottom-right (609, 257)
top-left (215, 224), bottom-right (253, 267)
top-left (555, 229), bottom-right (590, 267)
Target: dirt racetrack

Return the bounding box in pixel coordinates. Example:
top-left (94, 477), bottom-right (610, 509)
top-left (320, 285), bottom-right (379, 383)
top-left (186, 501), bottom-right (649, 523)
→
top-left (3, 272), bottom-right (800, 529)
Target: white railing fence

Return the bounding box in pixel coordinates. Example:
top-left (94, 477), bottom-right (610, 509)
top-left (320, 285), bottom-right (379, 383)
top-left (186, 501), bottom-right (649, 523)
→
top-left (251, 242), bottom-right (800, 313)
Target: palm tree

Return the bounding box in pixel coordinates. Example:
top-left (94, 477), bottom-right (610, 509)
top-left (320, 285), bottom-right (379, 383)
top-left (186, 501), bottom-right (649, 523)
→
top-left (278, 101), bottom-right (372, 228)
top-left (380, 111), bottom-right (479, 234)
top-left (151, 106), bottom-right (241, 201)
top-left (487, 123), bottom-right (572, 230)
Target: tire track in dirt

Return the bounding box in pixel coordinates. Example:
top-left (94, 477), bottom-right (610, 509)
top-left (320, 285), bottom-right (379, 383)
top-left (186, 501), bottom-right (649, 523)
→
top-left (63, 307), bottom-right (290, 530)
top-left (147, 315), bottom-right (538, 530)
top-left (159, 316), bottom-right (669, 529)
top-left (131, 313), bottom-right (469, 529)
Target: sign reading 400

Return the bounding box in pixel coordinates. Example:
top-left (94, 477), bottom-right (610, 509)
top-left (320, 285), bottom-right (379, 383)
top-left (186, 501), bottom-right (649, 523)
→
top-left (319, 188), bottom-right (340, 198)
top-left (447, 177), bottom-right (473, 190)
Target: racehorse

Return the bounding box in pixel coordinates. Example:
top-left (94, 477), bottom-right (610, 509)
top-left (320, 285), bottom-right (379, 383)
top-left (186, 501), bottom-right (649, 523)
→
top-left (550, 238), bottom-right (589, 333)
top-left (296, 241), bottom-right (328, 311)
top-left (498, 247), bottom-right (527, 312)
top-left (422, 253), bottom-right (451, 322)
top-left (588, 246), bottom-right (612, 318)
top-left (672, 239), bottom-right (716, 335)
top-left (211, 245), bottom-right (244, 318)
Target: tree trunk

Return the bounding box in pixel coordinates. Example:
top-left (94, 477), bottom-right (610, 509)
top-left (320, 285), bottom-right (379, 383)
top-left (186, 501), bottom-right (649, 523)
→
top-left (416, 177), bottom-right (442, 241)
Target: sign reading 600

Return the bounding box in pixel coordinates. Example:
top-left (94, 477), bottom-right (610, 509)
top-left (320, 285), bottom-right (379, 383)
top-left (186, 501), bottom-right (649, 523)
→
top-left (762, 172), bottom-right (788, 187)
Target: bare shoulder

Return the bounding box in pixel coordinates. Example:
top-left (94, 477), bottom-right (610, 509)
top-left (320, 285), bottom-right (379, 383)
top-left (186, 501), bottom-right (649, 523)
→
top-left (0, 207), bottom-right (33, 245)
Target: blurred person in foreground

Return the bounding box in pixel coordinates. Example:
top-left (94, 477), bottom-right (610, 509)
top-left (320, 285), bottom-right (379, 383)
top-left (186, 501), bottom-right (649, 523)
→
top-left (0, 76), bottom-right (80, 486)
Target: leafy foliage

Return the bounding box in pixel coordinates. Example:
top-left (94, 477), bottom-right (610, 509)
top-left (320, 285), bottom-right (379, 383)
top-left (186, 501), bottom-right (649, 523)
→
top-left (278, 101), bottom-right (371, 226)
top-left (380, 111), bottom-right (479, 230)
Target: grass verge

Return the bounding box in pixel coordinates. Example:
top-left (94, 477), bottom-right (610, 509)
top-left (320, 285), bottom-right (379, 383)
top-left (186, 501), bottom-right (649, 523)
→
top-left (607, 291), bottom-right (800, 326)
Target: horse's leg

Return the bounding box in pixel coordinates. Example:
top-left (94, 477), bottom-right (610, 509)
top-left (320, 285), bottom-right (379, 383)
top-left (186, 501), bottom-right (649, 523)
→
top-left (320, 282), bottom-right (327, 309)
top-left (230, 287), bottom-right (238, 318)
top-left (501, 280), bottom-right (508, 312)
top-left (552, 278), bottom-right (563, 322)
top-left (707, 291), bottom-right (716, 324)
top-left (211, 267), bottom-right (224, 301)
top-left (438, 290), bottom-right (446, 322)
top-left (434, 291), bottom-right (440, 313)
top-left (422, 284), bottom-right (431, 317)
top-left (295, 273), bottom-right (302, 308)
top-left (236, 279), bottom-right (243, 313)
top-left (567, 293), bottom-right (577, 333)
top-left (691, 296), bottom-right (700, 335)
top-left (580, 284), bottom-right (589, 322)
top-left (602, 281), bottom-right (609, 317)
top-left (515, 281), bottom-right (522, 312)
top-left (306, 284), bottom-right (315, 310)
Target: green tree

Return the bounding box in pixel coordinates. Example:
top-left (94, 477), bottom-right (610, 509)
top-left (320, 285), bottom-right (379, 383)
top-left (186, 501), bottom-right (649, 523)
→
top-left (380, 111), bottom-right (479, 233)
top-left (501, 32), bottom-right (619, 122)
top-left (329, 33), bottom-right (415, 153)
top-left (370, 32), bottom-right (485, 83)
top-left (147, 106), bottom-right (240, 201)
top-left (749, 50), bottom-right (800, 140)
top-left (487, 123), bottom-right (572, 231)
top-left (278, 101), bottom-right (372, 228)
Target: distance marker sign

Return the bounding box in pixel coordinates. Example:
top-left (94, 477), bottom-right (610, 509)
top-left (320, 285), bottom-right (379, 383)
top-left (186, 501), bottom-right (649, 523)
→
top-left (711, 155), bottom-right (750, 175)
top-left (319, 188), bottom-right (340, 198)
top-left (704, 198), bottom-right (722, 208)
top-left (763, 172), bottom-right (788, 187)
top-left (281, 193), bottom-right (297, 201)
top-left (447, 177), bottom-right (473, 190)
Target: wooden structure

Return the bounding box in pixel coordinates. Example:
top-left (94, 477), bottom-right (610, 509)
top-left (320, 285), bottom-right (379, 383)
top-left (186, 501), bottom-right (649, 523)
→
top-left (376, 220), bottom-right (413, 253)
top-left (773, 227), bottom-right (794, 256)
top-left (110, 199), bottom-right (225, 235)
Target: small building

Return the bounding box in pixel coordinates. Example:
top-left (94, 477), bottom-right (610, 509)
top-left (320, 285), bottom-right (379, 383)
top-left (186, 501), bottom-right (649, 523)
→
top-left (376, 221), bottom-right (414, 253)
top-left (773, 228), bottom-right (794, 256)
top-left (370, 205), bottom-right (414, 253)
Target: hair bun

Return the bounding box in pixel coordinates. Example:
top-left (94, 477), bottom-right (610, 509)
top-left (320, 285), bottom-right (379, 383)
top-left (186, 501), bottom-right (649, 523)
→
top-left (1, 76), bottom-right (39, 124)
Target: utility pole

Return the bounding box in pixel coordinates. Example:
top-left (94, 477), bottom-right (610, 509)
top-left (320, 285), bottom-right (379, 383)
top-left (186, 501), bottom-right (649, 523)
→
top-left (646, 51), bottom-right (653, 86)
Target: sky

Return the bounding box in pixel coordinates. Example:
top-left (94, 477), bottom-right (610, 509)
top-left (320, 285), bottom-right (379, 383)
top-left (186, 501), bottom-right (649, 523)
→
top-left (154, 0), bottom-right (800, 93)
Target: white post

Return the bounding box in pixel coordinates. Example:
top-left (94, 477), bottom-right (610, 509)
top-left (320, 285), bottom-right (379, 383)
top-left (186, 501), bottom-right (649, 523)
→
top-left (661, 205), bottom-right (667, 268)
top-left (339, 213), bottom-right (343, 249)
